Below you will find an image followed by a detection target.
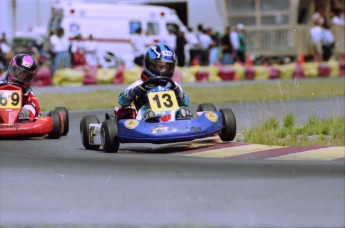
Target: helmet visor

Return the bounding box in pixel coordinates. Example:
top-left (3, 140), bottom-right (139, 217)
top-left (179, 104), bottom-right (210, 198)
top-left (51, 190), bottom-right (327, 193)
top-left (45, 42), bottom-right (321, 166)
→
top-left (151, 60), bottom-right (175, 77)
top-left (8, 65), bottom-right (37, 84)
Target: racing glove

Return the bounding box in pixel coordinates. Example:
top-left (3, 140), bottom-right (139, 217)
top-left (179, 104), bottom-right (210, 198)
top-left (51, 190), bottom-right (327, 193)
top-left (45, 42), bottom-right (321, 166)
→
top-left (173, 87), bottom-right (184, 101)
top-left (128, 85), bottom-right (146, 99)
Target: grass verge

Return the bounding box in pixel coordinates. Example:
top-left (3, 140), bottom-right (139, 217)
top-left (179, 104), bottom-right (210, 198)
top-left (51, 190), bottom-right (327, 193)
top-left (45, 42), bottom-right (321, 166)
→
top-left (241, 114), bottom-right (345, 146)
top-left (37, 80), bottom-right (345, 111)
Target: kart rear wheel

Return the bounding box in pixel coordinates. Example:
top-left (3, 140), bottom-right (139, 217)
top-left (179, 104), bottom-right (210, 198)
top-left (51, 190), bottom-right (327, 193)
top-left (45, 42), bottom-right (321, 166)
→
top-left (80, 115), bottom-right (100, 150)
top-left (55, 107), bottom-right (69, 136)
top-left (101, 119), bottom-right (119, 153)
top-left (218, 108), bottom-right (236, 141)
top-left (48, 111), bottom-right (61, 139)
top-left (197, 103), bottom-right (217, 112)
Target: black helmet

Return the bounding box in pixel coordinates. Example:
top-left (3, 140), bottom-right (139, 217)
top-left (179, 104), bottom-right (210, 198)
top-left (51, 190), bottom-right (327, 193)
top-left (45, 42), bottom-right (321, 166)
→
top-left (144, 44), bottom-right (176, 78)
top-left (8, 54), bottom-right (38, 86)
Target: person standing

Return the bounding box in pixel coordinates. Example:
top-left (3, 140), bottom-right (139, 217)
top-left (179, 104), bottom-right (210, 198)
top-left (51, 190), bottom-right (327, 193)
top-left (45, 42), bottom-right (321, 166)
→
top-left (131, 28), bottom-right (146, 67)
top-left (207, 28), bottom-right (220, 65)
top-left (198, 28), bottom-right (212, 66)
top-left (184, 27), bottom-right (199, 66)
top-left (309, 18), bottom-right (323, 61)
top-left (50, 27), bottom-right (71, 75)
top-left (321, 22), bottom-right (335, 61)
top-left (84, 34), bottom-right (98, 67)
top-left (221, 26), bottom-right (234, 65)
top-left (175, 30), bottom-right (187, 67)
top-left (235, 23), bottom-right (246, 64)
top-left (70, 34), bottom-right (85, 66)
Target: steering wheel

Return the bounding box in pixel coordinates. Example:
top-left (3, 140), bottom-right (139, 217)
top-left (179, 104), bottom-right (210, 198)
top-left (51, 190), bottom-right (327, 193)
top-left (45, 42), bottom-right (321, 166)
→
top-left (140, 76), bottom-right (176, 91)
top-left (0, 81), bottom-right (26, 90)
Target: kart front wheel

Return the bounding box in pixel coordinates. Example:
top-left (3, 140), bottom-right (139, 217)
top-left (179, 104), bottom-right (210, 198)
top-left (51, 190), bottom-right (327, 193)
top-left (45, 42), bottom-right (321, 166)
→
top-left (48, 111), bottom-right (61, 139)
top-left (80, 115), bottom-right (100, 150)
top-left (55, 107), bottom-right (69, 136)
top-left (197, 103), bottom-right (217, 112)
top-left (101, 120), bottom-right (120, 153)
top-left (218, 108), bottom-right (236, 141)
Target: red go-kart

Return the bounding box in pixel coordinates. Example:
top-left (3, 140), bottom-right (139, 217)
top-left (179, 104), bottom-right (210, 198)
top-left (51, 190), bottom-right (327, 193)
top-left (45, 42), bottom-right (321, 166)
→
top-left (0, 82), bottom-right (69, 139)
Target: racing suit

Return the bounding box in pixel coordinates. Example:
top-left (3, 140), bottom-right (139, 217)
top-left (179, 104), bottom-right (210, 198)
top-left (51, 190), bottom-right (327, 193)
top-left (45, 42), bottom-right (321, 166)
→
top-left (118, 71), bottom-right (190, 109)
top-left (1, 73), bottom-right (40, 121)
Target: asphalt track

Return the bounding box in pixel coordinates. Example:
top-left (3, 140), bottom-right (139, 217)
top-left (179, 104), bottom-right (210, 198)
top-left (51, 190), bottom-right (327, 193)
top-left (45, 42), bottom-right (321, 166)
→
top-left (1, 82), bottom-right (345, 227)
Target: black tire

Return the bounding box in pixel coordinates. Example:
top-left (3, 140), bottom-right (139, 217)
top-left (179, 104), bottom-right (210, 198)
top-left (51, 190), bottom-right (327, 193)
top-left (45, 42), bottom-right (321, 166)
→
top-left (55, 107), bottom-right (69, 136)
top-left (218, 108), bottom-right (237, 141)
top-left (48, 111), bottom-right (61, 139)
top-left (80, 115), bottom-right (100, 150)
top-left (197, 103), bottom-right (217, 112)
top-left (101, 119), bottom-right (119, 153)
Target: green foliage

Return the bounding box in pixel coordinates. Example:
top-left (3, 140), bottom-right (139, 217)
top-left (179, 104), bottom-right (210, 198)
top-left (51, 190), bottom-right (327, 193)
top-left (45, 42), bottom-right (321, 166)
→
top-left (243, 114), bottom-right (345, 146)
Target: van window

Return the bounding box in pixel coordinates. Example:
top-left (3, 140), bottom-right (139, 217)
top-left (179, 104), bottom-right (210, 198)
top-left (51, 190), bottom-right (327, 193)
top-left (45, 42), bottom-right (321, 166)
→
top-left (130, 21), bottom-right (142, 34)
top-left (147, 22), bottom-right (159, 35)
top-left (167, 23), bottom-right (179, 33)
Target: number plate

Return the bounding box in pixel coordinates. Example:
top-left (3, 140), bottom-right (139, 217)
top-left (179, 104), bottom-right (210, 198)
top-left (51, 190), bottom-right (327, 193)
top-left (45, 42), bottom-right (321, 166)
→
top-left (147, 91), bottom-right (178, 112)
top-left (0, 90), bottom-right (22, 109)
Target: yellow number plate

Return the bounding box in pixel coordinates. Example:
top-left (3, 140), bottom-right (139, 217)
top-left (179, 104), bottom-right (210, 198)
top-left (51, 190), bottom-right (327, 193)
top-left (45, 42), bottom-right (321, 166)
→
top-left (0, 90), bottom-right (22, 109)
top-left (147, 90), bottom-right (179, 112)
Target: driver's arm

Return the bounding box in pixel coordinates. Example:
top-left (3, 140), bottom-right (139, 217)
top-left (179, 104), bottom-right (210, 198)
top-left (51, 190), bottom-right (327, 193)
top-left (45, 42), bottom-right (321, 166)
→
top-left (174, 83), bottom-right (190, 107)
top-left (118, 81), bottom-right (145, 107)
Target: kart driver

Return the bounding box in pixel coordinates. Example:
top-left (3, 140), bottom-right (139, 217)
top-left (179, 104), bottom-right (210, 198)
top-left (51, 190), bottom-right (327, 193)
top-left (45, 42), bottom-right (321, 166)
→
top-left (118, 43), bottom-right (193, 119)
top-left (0, 54), bottom-right (40, 121)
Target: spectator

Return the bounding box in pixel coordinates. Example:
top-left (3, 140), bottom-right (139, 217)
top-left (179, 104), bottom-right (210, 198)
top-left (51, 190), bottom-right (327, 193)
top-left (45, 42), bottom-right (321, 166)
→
top-left (312, 6), bottom-right (325, 25)
top-left (49, 27), bottom-right (71, 75)
top-left (321, 22), bottom-right (335, 61)
top-left (230, 24), bottom-right (241, 62)
top-left (198, 28), bottom-right (212, 66)
top-left (309, 18), bottom-right (323, 61)
top-left (0, 33), bottom-right (11, 70)
top-left (221, 26), bottom-right (234, 65)
top-left (175, 30), bottom-right (187, 67)
top-left (184, 27), bottom-right (199, 66)
top-left (131, 28), bottom-right (146, 67)
top-left (70, 34), bottom-right (86, 66)
top-left (207, 28), bottom-right (220, 65)
top-left (84, 34), bottom-right (98, 67)
top-left (235, 23), bottom-right (246, 64)
top-left (164, 29), bottom-right (177, 51)
top-left (331, 8), bottom-right (345, 26)
top-left (144, 30), bottom-right (153, 47)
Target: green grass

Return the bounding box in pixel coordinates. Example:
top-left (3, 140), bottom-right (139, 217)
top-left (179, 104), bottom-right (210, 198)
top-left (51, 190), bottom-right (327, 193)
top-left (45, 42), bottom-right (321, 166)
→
top-left (37, 80), bottom-right (345, 111)
top-left (241, 114), bottom-right (345, 146)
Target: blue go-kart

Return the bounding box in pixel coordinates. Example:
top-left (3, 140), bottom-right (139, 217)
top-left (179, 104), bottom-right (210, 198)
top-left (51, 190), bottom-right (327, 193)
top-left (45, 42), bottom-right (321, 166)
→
top-left (80, 77), bottom-right (236, 153)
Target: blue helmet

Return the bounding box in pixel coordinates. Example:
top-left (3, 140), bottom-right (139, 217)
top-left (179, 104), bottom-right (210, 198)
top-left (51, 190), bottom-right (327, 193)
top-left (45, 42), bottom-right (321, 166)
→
top-left (144, 44), bottom-right (176, 78)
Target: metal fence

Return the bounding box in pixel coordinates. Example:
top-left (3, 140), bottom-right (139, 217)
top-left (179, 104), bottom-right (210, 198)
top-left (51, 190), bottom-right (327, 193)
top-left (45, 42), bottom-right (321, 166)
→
top-left (244, 25), bottom-right (344, 58)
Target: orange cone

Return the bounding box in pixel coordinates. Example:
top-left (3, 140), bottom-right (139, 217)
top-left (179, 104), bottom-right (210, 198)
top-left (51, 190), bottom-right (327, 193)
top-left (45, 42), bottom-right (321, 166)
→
top-left (298, 54), bottom-right (305, 65)
top-left (246, 55), bottom-right (253, 66)
top-left (192, 57), bottom-right (199, 66)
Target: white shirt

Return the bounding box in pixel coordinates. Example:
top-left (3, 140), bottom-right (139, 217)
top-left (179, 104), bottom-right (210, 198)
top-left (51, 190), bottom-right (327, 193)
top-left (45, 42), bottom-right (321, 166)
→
top-left (309, 26), bottom-right (323, 42)
top-left (322, 29), bottom-right (334, 45)
top-left (50, 34), bottom-right (70, 52)
top-left (230, 31), bottom-right (240, 50)
top-left (131, 34), bottom-right (147, 57)
top-left (198, 33), bottom-right (212, 50)
top-left (185, 31), bottom-right (198, 47)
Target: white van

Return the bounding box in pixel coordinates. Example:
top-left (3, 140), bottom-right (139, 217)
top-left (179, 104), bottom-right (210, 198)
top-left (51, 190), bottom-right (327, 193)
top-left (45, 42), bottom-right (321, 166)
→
top-left (48, 0), bottom-right (187, 67)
